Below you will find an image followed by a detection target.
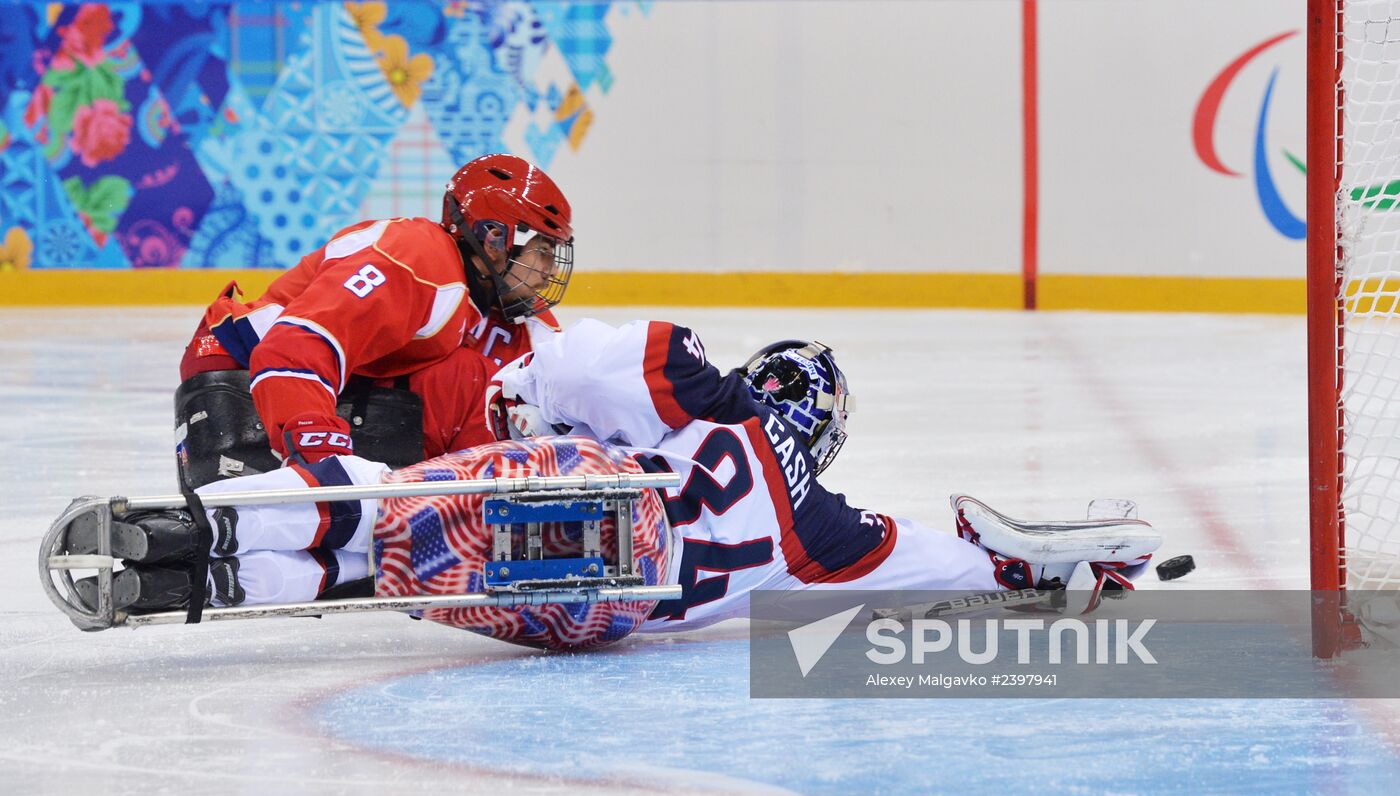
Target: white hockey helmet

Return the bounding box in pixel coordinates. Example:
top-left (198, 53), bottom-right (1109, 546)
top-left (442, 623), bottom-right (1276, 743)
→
top-left (739, 340), bottom-right (853, 475)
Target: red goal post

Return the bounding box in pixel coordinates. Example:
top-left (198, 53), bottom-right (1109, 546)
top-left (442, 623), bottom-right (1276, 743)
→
top-left (1307, 0), bottom-right (1400, 656)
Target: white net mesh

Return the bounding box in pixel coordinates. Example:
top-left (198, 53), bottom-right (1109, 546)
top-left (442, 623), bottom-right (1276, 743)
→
top-left (1339, 0), bottom-right (1400, 589)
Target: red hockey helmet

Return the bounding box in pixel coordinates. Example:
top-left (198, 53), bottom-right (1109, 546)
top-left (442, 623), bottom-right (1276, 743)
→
top-left (442, 154), bottom-right (574, 321)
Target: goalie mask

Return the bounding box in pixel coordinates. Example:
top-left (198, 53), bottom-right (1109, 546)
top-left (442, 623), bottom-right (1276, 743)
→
top-left (739, 340), bottom-right (853, 475)
top-left (441, 154), bottom-right (574, 321)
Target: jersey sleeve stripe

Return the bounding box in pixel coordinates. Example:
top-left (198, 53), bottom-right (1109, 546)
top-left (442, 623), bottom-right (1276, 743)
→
top-left (413, 283), bottom-right (467, 339)
top-left (288, 464), bottom-right (332, 545)
top-left (250, 368), bottom-right (338, 400)
top-left (643, 322), bottom-right (690, 428)
top-left (370, 241), bottom-right (486, 331)
top-left (740, 416), bottom-right (899, 584)
top-left (308, 548), bottom-right (340, 594)
top-left (293, 456), bottom-right (363, 550)
top-left (371, 242), bottom-right (469, 290)
top-left (808, 515), bottom-right (899, 584)
top-left (740, 415), bottom-right (800, 549)
top-left (324, 220), bottom-right (389, 260)
top-left (274, 316), bottom-right (348, 393)
top-left (208, 303), bottom-right (285, 366)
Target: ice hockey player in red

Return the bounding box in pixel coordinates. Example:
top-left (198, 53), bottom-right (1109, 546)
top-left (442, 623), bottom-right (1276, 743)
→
top-left (75, 322), bottom-right (1162, 650)
top-left (177, 153), bottom-right (574, 468)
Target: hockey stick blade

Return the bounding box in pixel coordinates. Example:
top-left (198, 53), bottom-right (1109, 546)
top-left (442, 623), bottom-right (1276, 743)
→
top-left (871, 589), bottom-right (1060, 621)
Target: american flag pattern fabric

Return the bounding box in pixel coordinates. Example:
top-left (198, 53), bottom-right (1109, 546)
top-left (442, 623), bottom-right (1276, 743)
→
top-left (373, 436), bottom-right (669, 650)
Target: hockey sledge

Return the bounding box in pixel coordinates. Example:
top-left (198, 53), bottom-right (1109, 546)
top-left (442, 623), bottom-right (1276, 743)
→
top-left (39, 472), bottom-right (682, 631)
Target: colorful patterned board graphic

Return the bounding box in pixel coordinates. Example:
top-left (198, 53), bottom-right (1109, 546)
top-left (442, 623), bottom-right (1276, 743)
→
top-left (373, 436), bottom-right (669, 651)
top-left (0, 2), bottom-right (647, 270)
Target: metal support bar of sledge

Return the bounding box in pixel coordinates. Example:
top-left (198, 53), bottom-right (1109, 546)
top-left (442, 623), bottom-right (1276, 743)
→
top-left (116, 472), bottom-right (681, 513)
top-left (39, 497), bottom-right (119, 631)
top-left (616, 499), bottom-right (635, 577)
top-left (120, 584), bottom-right (682, 627)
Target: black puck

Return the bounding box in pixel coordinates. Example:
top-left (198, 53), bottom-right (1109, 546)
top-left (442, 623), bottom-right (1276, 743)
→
top-left (1156, 554), bottom-right (1195, 581)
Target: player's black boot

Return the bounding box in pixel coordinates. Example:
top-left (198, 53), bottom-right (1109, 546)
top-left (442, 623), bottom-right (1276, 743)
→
top-left (64, 507), bottom-right (240, 563)
top-left (74, 557), bottom-right (246, 614)
top-left (74, 564), bottom-right (196, 614)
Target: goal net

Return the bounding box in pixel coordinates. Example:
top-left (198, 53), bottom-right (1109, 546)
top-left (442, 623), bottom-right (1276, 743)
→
top-left (1309, 0), bottom-right (1400, 653)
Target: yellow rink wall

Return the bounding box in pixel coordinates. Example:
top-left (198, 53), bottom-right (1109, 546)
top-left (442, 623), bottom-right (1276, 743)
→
top-left (0, 271), bottom-right (1307, 314)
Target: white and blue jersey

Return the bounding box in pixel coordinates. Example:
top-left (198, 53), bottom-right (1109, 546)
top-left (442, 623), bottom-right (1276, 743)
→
top-left (501, 319), bottom-right (998, 631)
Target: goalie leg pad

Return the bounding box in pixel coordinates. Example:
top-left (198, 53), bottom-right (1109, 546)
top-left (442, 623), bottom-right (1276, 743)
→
top-left (952, 494), bottom-right (1161, 565)
top-left (951, 494), bottom-right (1162, 613)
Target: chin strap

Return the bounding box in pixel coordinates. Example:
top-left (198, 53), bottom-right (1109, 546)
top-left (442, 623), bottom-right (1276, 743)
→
top-left (444, 193), bottom-right (500, 316)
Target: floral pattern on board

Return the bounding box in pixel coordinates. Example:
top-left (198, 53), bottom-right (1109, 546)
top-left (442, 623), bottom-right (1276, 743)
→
top-left (24, 4), bottom-right (213, 268)
top-left (1, 2), bottom-right (643, 268)
top-left (0, 227), bottom-right (33, 272)
top-left (348, 2), bottom-right (436, 109)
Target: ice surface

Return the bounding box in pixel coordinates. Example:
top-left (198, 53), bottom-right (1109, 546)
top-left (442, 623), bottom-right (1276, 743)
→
top-left (2, 307), bottom-right (1397, 794)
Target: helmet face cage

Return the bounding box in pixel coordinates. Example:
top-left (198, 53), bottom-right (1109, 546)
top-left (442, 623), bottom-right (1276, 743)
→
top-left (472, 220), bottom-right (574, 320)
top-left (740, 341), bottom-right (851, 475)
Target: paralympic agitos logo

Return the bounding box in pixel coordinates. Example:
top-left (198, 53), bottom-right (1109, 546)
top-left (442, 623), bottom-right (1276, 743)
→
top-left (1195, 32), bottom-right (1400, 240)
top-left (1193, 32), bottom-right (1305, 240)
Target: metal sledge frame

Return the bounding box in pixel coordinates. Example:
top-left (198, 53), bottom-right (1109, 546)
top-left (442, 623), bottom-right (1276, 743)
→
top-left (481, 488), bottom-right (647, 588)
top-left (39, 472), bottom-right (682, 632)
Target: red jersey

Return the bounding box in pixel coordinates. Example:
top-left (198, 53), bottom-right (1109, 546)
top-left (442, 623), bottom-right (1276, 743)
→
top-left (465, 307), bottom-right (561, 367)
top-left (199, 218), bottom-right (487, 455)
top-left (408, 309), bottom-right (559, 458)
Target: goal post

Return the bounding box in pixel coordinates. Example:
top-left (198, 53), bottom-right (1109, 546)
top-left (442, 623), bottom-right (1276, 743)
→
top-left (1308, 0), bottom-right (1400, 656)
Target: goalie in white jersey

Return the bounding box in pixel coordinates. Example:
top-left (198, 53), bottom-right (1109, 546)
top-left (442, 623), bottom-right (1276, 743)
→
top-left (69, 319), bottom-right (1160, 648)
top-left (495, 319), bottom-right (1162, 631)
